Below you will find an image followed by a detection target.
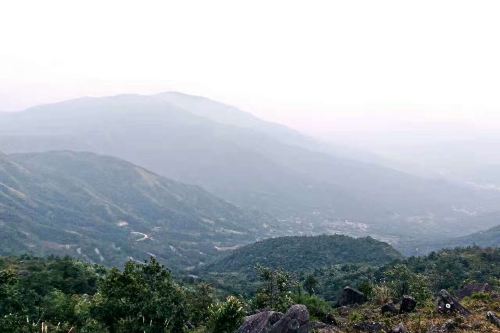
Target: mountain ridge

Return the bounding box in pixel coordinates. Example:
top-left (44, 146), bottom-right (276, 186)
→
top-left (0, 150), bottom-right (275, 270)
top-left (1, 93), bottom-right (499, 239)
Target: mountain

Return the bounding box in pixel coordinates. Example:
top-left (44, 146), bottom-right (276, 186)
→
top-left (1, 93), bottom-right (499, 238)
top-left (399, 223), bottom-right (500, 256)
top-left (197, 234), bottom-right (402, 297)
top-left (202, 234), bottom-right (402, 274)
top-left (0, 151), bottom-right (274, 270)
top-left (447, 224), bottom-right (500, 247)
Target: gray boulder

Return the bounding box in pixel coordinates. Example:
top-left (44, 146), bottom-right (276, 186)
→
top-left (237, 311), bottom-right (283, 333)
top-left (399, 295), bottom-right (417, 313)
top-left (436, 290), bottom-right (471, 316)
top-left (270, 304), bottom-right (310, 333)
top-left (381, 302), bottom-right (398, 315)
top-left (457, 283), bottom-right (492, 299)
top-left (337, 286), bottom-right (366, 306)
top-left (322, 313), bottom-right (338, 326)
top-left (487, 311), bottom-right (500, 328)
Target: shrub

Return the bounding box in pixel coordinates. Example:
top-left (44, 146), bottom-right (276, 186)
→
top-left (254, 266), bottom-right (295, 312)
top-left (207, 296), bottom-right (245, 333)
top-left (292, 293), bottom-right (332, 319)
top-left (384, 264), bottom-right (432, 304)
top-left (372, 283), bottom-right (392, 305)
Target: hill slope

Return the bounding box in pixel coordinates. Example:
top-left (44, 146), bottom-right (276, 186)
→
top-left (400, 224), bottom-right (500, 256)
top-left (451, 224), bottom-right (500, 247)
top-left (202, 234), bottom-right (402, 274)
top-left (1, 93), bottom-right (499, 238)
top-left (0, 151), bottom-right (274, 270)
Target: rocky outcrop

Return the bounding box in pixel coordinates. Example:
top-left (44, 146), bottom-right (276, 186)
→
top-left (269, 304), bottom-right (310, 333)
top-left (487, 311), bottom-right (500, 328)
top-left (399, 295), bottom-right (417, 314)
top-left (337, 286), bottom-right (366, 306)
top-left (238, 305), bottom-right (311, 333)
top-left (237, 311), bottom-right (283, 333)
top-left (436, 290), bottom-right (471, 316)
top-left (381, 302), bottom-right (398, 315)
top-left (457, 283), bottom-right (492, 299)
top-left (237, 304), bottom-right (345, 333)
top-left (322, 313), bottom-right (338, 326)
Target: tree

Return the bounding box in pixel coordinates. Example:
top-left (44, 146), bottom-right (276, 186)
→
top-left (384, 264), bottom-right (431, 304)
top-left (254, 265), bottom-right (295, 312)
top-left (207, 296), bottom-right (245, 333)
top-left (303, 274), bottom-right (318, 295)
top-left (186, 283), bottom-right (215, 326)
top-left (92, 257), bottom-right (188, 333)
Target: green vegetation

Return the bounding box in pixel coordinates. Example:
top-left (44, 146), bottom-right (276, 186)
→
top-left (254, 265), bottom-right (295, 312)
top-left (199, 234), bottom-right (402, 298)
top-left (206, 296), bottom-right (245, 333)
top-left (0, 151), bottom-right (274, 271)
top-left (0, 246), bottom-right (497, 332)
top-left (203, 234), bottom-right (402, 274)
top-left (0, 256), bottom-right (210, 332)
top-left (308, 246), bottom-right (500, 302)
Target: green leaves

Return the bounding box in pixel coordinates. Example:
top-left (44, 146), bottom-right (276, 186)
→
top-left (384, 264), bottom-right (432, 304)
top-left (207, 296), bottom-right (245, 333)
top-left (93, 257), bottom-right (188, 333)
top-left (254, 265), bottom-right (296, 312)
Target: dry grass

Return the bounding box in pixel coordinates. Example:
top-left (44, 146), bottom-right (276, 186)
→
top-left (337, 293), bottom-right (500, 333)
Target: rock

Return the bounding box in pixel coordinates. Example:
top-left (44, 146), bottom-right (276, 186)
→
top-left (390, 323), bottom-right (408, 333)
top-left (337, 306), bottom-right (350, 316)
top-left (399, 295), bottom-right (417, 313)
top-left (381, 302), bottom-right (398, 315)
top-left (487, 311), bottom-right (500, 328)
top-left (237, 311), bottom-right (283, 333)
top-left (337, 286), bottom-right (366, 306)
top-left (322, 313), bottom-right (338, 326)
top-left (352, 321), bottom-right (384, 333)
top-left (436, 290), bottom-right (471, 316)
top-left (457, 283), bottom-right (492, 299)
top-left (269, 304), bottom-right (310, 333)
top-left (441, 316), bottom-right (471, 332)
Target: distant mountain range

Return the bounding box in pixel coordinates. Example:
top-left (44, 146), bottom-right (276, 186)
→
top-left (400, 224), bottom-right (500, 256)
top-left (1, 92), bottom-right (498, 240)
top-left (0, 151), bottom-right (276, 270)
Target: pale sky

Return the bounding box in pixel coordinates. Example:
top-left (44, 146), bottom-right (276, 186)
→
top-left (1, 0), bottom-right (500, 136)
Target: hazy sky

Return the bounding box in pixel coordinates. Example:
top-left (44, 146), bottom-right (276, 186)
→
top-left (2, 0), bottom-right (500, 136)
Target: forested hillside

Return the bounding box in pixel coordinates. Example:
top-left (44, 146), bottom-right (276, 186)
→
top-left (202, 235), bottom-right (402, 274)
top-left (0, 151), bottom-right (274, 270)
top-left (0, 247), bottom-right (498, 332)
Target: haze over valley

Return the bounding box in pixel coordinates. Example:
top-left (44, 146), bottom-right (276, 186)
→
top-left (1, 2), bottom-right (499, 332)
top-left (1, 93), bottom-right (499, 262)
